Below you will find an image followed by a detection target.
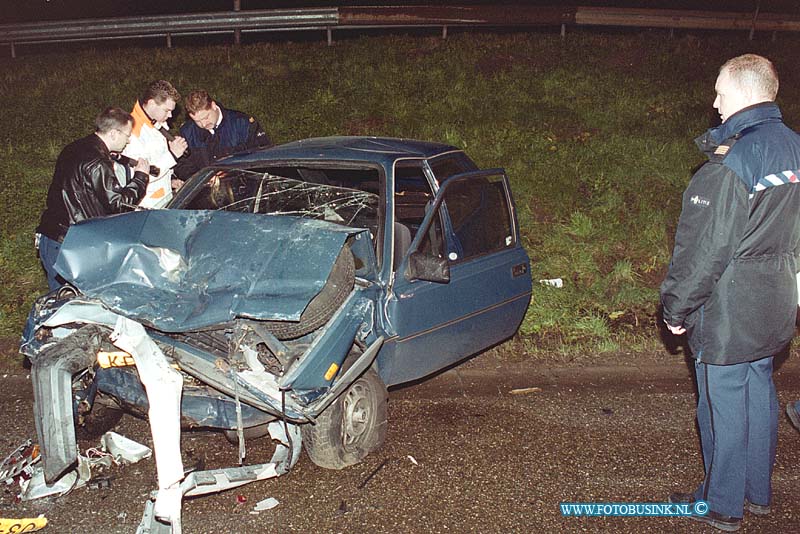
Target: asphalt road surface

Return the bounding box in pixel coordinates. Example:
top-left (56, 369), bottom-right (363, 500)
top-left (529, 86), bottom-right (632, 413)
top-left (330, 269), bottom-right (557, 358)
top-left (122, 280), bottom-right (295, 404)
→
top-left (1, 348), bottom-right (799, 533)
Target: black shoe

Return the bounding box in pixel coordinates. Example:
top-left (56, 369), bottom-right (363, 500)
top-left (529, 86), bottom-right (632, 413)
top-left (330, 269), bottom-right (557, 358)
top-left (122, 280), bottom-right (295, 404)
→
top-left (787, 402), bottom-right (800, 432)
top-left (668, 492), bottom-right (742, 532)
top-left (744, 499), bottom-right (770, 516)
top-left (690, 509), bottom-right (742, 532)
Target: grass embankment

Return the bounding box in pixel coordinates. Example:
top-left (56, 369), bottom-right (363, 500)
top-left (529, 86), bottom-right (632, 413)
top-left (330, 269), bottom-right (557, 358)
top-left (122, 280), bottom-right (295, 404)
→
top-left (2, 31), bottom-right (799, 357)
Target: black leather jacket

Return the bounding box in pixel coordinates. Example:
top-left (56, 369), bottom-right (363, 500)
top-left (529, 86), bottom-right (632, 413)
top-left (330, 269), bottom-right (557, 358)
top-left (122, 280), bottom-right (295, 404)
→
top-left (37, 134), bottom-right (148, 242)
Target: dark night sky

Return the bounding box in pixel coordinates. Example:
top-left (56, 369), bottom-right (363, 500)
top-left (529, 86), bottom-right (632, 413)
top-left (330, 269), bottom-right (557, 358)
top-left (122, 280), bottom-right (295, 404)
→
top-left (1, 0), bottom-right (798, 24)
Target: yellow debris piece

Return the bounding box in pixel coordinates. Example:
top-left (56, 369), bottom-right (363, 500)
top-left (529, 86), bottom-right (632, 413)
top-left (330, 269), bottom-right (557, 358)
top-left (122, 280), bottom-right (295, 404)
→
top-left (0, 515), bottom-right (48, 532)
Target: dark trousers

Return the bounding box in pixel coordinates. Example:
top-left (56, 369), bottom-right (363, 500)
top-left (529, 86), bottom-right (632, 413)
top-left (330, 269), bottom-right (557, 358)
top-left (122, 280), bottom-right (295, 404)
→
top-left (692, 356), bottom-right (778, 517)
top-left (38, 234), bottom-right (63, 290)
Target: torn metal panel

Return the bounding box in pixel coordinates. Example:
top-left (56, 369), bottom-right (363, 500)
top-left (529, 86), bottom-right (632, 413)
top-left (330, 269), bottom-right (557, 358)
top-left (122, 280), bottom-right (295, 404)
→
top-left (55, 210), bottom-right (362, 332)
top-left (164, 337), bottom-right (307, 421)
top-left (110, 317), bottom-right (184, 524)
top-left (137, 421), bottom-right (301, 534)
top-left (305, 336), bottom-right (384, 418)
top-left (20, 297), bottom-right (121, 358)
top-left (280, 293), bottom-right (374, 391)
top-left (29, 324), bottom-right (108, 483)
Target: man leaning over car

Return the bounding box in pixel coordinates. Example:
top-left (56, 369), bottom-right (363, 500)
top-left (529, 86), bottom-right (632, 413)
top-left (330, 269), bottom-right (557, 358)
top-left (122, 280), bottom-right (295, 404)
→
top-left (36, 107), bottom-right (149, 290)
top-left (173, 89), bottom-right (271, 180)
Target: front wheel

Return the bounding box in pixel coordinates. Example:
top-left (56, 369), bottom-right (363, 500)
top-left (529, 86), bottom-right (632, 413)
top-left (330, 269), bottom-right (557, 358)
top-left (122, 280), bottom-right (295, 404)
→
top-left (302, 368), bottom-right (387, 469)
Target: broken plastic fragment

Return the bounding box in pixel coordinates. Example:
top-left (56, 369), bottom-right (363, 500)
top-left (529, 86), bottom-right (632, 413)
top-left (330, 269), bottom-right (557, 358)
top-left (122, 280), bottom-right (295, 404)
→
top-left (0, 440), bottom-right (40, 484)
top-left (101, 432), bottom-right (153, 464)
top-left (254, 497), bottom-right (279, 511)
top-left (20, 450), bottom-right (97, 501)
top-left (21, 465), bottom-right (83, 500)
top-left (407, 455), bottom-right (418, 465)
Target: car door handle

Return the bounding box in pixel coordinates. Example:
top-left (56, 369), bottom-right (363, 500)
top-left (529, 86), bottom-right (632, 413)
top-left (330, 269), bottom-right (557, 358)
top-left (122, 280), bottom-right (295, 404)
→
top-left (512, 262), bottom-right (528, 277)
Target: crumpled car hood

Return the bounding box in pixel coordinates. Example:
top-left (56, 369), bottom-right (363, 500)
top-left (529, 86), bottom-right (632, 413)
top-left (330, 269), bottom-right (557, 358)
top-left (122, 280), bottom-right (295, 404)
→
top-left (54, 210), bottom-right (358, 332)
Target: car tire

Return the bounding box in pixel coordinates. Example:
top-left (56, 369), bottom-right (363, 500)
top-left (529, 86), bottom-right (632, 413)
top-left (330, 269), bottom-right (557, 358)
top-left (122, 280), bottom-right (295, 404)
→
top-left (302, 367), bottom-right (387, 469)
top-left (75, 394), bottom-right (124, 440)
top-left (263, 246), bottom-right (355, 340)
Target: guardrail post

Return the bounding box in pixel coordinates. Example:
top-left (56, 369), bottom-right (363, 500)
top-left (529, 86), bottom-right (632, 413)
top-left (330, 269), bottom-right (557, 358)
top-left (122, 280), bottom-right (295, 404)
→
top-left (234, 0), bottom-right (241, 45)
top-left (327, 26), bottom-right (332, 46)
top-left (442, 25), bottom-right (448, 39)
top-left (10, 42), bottom-right (15, 59)
top-left (167, 33), bottom-right (172, 48)
top-left (750, 1), bottom-right (761, 40)
top-left (560, 23), bottom-right (565, 39)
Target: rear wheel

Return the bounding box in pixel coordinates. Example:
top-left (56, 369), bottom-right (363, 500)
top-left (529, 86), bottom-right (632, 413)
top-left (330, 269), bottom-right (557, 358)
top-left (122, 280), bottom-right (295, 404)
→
top-left (302, 367), bottom-right (387, 469)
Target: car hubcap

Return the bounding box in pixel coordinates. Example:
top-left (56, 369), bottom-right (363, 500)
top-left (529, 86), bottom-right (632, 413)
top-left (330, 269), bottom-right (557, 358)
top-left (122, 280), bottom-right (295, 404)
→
top-left (342, 382), bottom-right (371, 449)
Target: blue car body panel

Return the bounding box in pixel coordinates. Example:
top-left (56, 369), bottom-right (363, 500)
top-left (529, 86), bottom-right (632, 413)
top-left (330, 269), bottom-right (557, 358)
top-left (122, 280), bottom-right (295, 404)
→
top-left (54, 210), bottom-right (360, 332)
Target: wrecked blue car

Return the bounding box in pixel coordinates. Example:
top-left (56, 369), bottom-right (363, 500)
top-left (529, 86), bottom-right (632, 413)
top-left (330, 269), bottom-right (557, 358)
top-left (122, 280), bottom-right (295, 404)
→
top-left (20, 136), bottom-right (532, 485)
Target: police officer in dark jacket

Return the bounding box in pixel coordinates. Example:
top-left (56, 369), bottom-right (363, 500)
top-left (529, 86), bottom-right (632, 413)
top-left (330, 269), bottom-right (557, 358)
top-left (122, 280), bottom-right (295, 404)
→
top-left (174, 90), bottom-right (271, 179)
top-left (661, 54), bottom-right (800, 531)
top-left (36, 107), bottom-right (150, 290)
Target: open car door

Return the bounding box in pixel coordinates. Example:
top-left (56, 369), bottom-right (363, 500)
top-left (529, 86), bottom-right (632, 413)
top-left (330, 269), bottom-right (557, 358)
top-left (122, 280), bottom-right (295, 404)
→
top-left (384, 169), bottom-right (532, 385)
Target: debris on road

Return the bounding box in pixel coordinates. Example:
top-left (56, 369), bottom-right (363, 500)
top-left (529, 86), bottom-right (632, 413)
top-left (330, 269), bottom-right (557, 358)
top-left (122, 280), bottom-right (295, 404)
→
top-left (136, 420), bottom-right (301, 534)
top-left (253, 497), bottom-right (279, 511)
top-left (539, 278), bottom-right (563, 288)
top-left (0, 439), bottom-right (39, 485)
top-left (358, 458), bottom-right (388, 489)
top-left (509, 387), bottom-right (542, 395)
top-left (21, 461), bottom-right (86, 501)
top-left (407, 455), bottom-right (418, 466)
top-left (15, 433), bottom-right (144, 501)
top-left (0, 515), bottom-right (47, 532)
top-left (100, 431), bottom-right (153, 464)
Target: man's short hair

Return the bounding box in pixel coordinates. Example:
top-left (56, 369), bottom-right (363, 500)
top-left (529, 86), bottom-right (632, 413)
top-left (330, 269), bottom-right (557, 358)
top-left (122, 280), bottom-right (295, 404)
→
top-left (721, 54), bottom-right (779, 101)
top-left (140, 80), bottom-right (181, 105)
top-left (95, 107), bottom-right (134, 134)
top-left (185, 90), bottom-right (213, 115)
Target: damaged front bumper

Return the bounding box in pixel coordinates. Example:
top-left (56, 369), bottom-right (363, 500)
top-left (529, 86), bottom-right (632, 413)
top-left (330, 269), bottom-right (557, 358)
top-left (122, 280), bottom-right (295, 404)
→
top-left (20, 288), bottom-right (382, 485)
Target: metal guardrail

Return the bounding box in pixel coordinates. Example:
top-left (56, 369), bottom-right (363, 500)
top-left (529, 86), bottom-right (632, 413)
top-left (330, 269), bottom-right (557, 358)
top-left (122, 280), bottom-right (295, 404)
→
top-left (0, 8), bottom-right (339, 56)
top-left (575, 6), bottom-right (800, 32)
top-left (2, 5), bottom-right (798, 58)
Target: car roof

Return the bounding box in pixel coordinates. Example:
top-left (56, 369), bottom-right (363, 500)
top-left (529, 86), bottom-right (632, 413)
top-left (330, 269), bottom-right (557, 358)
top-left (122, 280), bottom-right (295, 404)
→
top-left (221, 136), bottom-right (463, 168)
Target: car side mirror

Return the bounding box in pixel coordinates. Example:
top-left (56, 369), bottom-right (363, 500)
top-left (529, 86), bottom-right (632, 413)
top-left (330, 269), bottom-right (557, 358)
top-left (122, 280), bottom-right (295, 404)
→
top-left (405, 251), bottom-right (450, 283)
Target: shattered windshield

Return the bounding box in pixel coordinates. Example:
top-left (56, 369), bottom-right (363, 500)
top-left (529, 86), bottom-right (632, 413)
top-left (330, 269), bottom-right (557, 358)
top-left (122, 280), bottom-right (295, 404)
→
top-left (176, 168), bottom-right (380, 236)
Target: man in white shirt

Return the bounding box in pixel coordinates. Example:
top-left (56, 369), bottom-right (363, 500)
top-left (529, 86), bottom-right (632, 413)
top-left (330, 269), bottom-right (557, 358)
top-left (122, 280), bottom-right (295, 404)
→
top-left (123, 80), bottom-right (189, 208)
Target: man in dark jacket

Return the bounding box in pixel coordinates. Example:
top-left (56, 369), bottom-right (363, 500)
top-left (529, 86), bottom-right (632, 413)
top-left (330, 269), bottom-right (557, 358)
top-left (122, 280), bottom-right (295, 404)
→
top-left (661, 54), bottom-right (800, 531)
top-left (36, 107), bottom-right (150, 290)
top-left (174, 90), bottom-right (271, 179)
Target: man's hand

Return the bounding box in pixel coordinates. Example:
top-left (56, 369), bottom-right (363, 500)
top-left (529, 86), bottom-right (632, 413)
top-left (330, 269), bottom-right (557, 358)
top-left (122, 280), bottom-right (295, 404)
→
top-left (171, 178), bottom-right (184, 192)
top-left (133, 158), bottom-right (150, 176)
top-left (665, 320), bottom-right (686, 335)
top-left (169, 136), bottom-right (188, 158)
